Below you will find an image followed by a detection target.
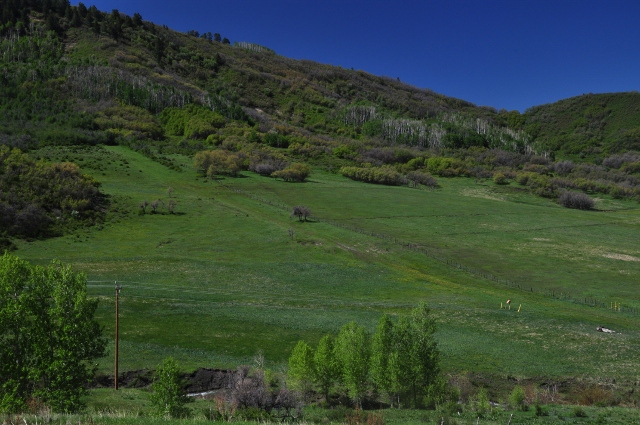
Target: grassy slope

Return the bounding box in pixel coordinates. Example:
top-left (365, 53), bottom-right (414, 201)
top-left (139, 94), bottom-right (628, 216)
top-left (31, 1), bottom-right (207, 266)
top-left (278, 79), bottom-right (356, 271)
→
top-left (15, 145), bottom-right (640, 381)
top-left (523, 92), bottom-right (640, 156)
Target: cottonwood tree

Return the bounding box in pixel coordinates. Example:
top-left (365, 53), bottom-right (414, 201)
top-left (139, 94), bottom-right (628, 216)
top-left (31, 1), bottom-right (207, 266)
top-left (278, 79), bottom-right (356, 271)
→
top-left (288, 341), bottom-right (315, 399)
top-left (0, 254), bottom-right (105, 413)
top-left (406, 303), bottom-right (440, 407)
top-left (313, 334), bottom-right (339, 403)
top-left (370, 314), bottom-right (395, 404)
top-left (335, 322), bottom-right (370, 407)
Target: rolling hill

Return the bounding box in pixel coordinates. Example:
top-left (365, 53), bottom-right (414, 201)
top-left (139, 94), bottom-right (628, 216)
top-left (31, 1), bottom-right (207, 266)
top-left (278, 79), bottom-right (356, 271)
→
top-left (2, 0), bottom-right (640, 415)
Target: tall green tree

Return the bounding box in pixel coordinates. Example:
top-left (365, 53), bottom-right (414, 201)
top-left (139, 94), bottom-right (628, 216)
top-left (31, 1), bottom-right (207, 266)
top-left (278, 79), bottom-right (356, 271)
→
top-left (335, 322), bottom-right (370, 407)
top-left (0, 253), bottom-right (106, 413)
top-left (370, 314), bottom-right (394, 403)
top-left (379, 303), bottom-right (441, 408)
top-left (287, 340), bottom-right (315, 396)
top-left (388, 316), bottom-right (413, 406)
top-left (408, 302), bottom-right (440, 407)
top-left (313, 334), bottom-right (339, 403)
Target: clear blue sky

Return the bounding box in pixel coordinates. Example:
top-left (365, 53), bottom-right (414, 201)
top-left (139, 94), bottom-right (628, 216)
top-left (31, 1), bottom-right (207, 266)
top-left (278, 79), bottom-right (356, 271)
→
top-left (78, 0), bottom-right (640, 112)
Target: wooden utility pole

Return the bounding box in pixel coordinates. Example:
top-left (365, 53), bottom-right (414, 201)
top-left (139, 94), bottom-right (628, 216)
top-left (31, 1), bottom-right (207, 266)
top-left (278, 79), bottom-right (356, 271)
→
top-left (114, 282), bottom-right (122, 390)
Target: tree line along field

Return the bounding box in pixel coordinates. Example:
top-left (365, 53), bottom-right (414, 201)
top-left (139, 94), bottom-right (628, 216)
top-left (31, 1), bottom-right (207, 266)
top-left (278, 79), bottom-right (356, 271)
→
top-left (14, 145), bottom-right (640, 386)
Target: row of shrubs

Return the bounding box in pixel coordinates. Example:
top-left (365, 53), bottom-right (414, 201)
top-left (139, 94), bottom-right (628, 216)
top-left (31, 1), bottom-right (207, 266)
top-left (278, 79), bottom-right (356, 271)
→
top-left (193, 149), bottom-right (311, 182)
top-left (340, 166), bottom-right (437, 188)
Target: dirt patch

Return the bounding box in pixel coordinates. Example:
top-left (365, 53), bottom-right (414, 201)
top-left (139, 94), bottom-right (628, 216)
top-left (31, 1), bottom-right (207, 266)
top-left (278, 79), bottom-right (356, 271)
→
top-left (91, 368), bottom-right (236, 392)
top-left (461, 188), bottom-right (505, 202)
top-left (602, 253), bottom-right (640, 262)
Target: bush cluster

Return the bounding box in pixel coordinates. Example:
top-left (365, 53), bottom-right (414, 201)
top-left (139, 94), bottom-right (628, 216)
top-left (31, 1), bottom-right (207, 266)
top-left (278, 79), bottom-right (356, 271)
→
top-left (193, 149), bottom-right (247, 177)
top-left (160, 104), bottom-right (225, 139)
top-left (340, 166), bottom-right (407, 186)
top-left (558, 191), bottom-right (595, 210)
top-left (0, 146), bottom-right (105, 238)
top-left (272, 163), bottom-right (311, 182)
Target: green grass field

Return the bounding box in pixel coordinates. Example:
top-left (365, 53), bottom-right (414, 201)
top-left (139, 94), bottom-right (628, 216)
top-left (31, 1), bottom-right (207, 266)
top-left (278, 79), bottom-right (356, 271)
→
top-left (15, 145), bottom-right (640, 383)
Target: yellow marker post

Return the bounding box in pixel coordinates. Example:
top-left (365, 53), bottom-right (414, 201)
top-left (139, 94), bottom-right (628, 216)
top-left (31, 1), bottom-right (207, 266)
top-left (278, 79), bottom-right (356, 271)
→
top-left (518, 304), bottom-right (521, 313)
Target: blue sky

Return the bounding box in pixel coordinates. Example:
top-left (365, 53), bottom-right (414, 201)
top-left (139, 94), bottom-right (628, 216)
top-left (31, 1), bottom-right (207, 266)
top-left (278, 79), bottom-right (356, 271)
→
top-left (79, 0), bottom-right (640, 112)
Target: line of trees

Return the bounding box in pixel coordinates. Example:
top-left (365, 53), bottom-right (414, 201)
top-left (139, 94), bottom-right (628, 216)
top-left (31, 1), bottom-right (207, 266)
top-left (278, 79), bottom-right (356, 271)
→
top-left (288, 303), bottom-right (448, 409)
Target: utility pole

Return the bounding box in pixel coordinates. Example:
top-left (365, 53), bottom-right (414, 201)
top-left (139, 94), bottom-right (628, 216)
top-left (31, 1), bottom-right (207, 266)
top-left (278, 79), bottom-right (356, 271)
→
top-left (114, 282), bottom-right (122, 390)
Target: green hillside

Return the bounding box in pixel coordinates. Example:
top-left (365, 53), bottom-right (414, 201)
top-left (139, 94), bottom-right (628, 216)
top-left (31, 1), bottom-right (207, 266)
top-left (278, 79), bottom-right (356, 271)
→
top-left (2, 1), bottom-right (640, 420)
top-left (520, 92), bottom-right (640, 158)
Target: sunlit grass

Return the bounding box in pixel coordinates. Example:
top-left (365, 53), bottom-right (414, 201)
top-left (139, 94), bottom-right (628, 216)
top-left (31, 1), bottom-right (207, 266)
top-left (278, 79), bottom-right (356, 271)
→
top-left (15, 145), bottom-right (640, 380)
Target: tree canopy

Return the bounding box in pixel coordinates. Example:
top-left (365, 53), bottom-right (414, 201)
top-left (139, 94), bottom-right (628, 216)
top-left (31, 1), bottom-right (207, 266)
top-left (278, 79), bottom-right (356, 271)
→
top-left (0, 253), bottom-right (106, 413)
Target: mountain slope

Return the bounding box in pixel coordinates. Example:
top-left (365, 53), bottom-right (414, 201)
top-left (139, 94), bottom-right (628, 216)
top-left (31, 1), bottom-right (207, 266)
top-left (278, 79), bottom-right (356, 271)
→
top-left (521, 92), bottom-right (640, 157)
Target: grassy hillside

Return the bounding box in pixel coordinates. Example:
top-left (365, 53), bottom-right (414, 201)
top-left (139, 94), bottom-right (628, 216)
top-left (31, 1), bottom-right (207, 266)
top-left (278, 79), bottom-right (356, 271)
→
top-left (2, 3), bottom-right (640, 419)
top-left (16, 145), bottom-right (640, 383)
top-left (520, 92), bottom-right (640, 158)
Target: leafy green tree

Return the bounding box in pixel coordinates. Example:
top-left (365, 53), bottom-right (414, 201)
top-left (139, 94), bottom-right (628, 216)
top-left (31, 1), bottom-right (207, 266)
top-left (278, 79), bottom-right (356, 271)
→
top-left (288, 340), bottom-right (315, 395)
top-left (382, 303), bottom-right (441, 408)
top-left (0, 253), bottom-right (105, 413)
top-left (370, 314), bottom-right (394, 403)
top-left (313, 334), bottom-right (339, 403)
top-left (335, 322), bottom-right (370, 407)
top-left (387, 316), bottom-right (413, 406)
top-left (407, 302), bottom-right (440, 407)
top-left (150, 357), bottom-right (190, 418)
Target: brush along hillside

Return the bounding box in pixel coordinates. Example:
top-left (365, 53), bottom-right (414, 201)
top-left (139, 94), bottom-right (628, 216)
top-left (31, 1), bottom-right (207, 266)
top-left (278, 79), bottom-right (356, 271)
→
top-left (2, 0), bottom-right (640, 394)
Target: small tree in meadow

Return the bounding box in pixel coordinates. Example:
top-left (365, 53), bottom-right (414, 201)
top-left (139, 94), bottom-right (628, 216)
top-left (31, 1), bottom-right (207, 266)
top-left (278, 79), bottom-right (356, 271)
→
top-left (167, 199), bottom-right (177, 214)
top-left (150, 357), bottom-right (190, 418)
top-left (291, 205), bottom-right (311, 222)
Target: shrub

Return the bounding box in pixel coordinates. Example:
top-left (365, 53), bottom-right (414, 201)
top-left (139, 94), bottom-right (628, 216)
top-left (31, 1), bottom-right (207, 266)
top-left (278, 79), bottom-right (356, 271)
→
top-left (515, 171), bottom-right (534, 186)
top-left (509, 385), bottom-right (527, 411)
top-left (159, 104), bottom-right (225, 139)
top-left (193, 150), bottom-right (246, 177)
top-left (573, 406), bottom-right (587, 417)
top-left (558, 191), bottom-right (595, 210)
top-left (341, 166), bottom-right (407, 186)
top-left (406, 171), bottom-right (438, 188)
top-left (272, 163), bottom-right (312, 182)
top-left (554, 160), bottom-right (575, 175)
top-left (475, 388), bottom-right (491, 417)
top-left (534, 403), bottom-right (549, 416)
top-left (577, 385), bottom-right (614, 407)
top-left (523, 163), bottom-right (549, 174)
top-left (493, 172), bottom-right (509, 185)
top-left (426, 157), bottom-right (466, 177)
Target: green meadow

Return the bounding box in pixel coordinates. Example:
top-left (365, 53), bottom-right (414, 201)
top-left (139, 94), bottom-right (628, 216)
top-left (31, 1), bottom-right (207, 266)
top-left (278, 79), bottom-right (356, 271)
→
top-left (16, 145), bottom-right (640, 382)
